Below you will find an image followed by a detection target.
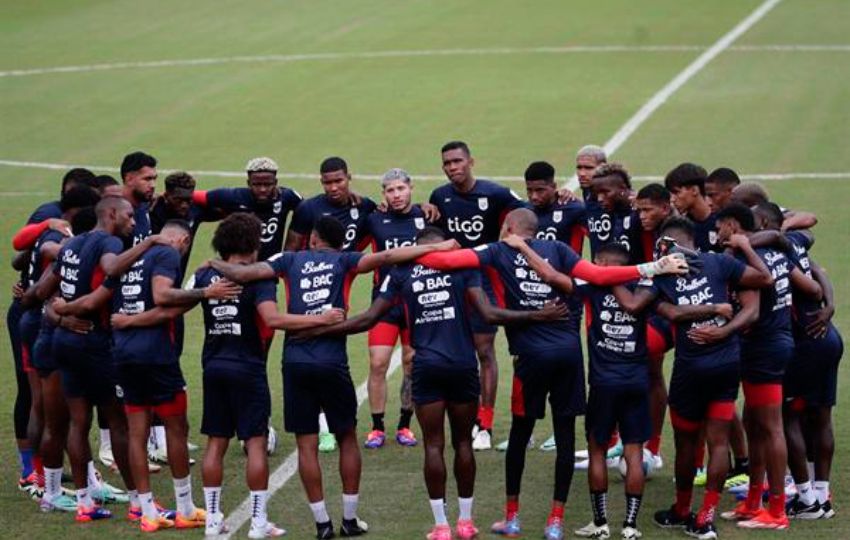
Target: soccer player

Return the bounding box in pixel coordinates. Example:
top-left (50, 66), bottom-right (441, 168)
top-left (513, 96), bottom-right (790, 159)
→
top-left (664, 163), bottom-right (720, 252)
top-left (360, 168), bottom-right (426, 449)
top-left (208, 216), bottom-right (457, 539)
top-left (585, 163), bottom-right (644, 263)
top-left (428, 140), bottom-right (528, 450)
top-left (575, 144), bottom-right (608, 196)
top-left (193, 157), bottom-right (302, 259)
top-left (730, 182), bottom-right (818, 232)
top-left (712, 204), bottom-right (821, 530)
top-left (611, 216), bottom-right (773, 539)
top-left (119, 151), bottom-right (157, 247)
top-left (31, 196), bottom-right (165, 523)
top-left (704, 167), bottom-right (740, 213)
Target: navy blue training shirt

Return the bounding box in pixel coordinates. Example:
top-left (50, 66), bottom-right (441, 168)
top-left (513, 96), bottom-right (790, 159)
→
top-left (290, 194), bottom-right (376, 252)
top-left (363, 205), bottom-right (427, 295)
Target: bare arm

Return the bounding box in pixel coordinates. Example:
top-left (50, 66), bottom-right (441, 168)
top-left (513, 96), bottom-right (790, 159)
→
top-left (152, 275), bottom-right (242, 307)
top-left (257, 302), bottom-right (346, 331)
top-left (502, 238), bottom-right (575, 294)
top-left (466, 287), bottom-right (568, 326)
top-left (357, 239), bottom-right (459, 274)
top-left (100, 235), bottom-right (163, 278)
top-left (789, 266), bottom-right (822, 302)
top-left (12, 251), bottom-right (29, 272)
top-left (611, 285), bottom-right (658, 315)
top-left (53, 286), bottom-right (113, 316)
top-left (749, 229), bottom-right (792, 255)
top-left (111, 306), bottom-right (191, 329)
top-left (726, 235), bottom-right (773, 289)
top-left (295, 297), bottom-right (395, 339)
top-left (208, 259), bottom-right (277, 283)
top-left (284, 229), bottom-right (306, 251)
top-left (656, 301), bottom-right (733, 323)
top-left (805, 262), bottom-right (835, 338)
top-left (781, 210), bottom-right (817, 231)
top-left (688, 289), bottom-right (759, 345)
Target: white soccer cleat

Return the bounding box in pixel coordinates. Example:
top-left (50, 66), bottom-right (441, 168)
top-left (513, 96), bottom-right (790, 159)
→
top-left (205, 512), bottom-right (228, 536)
top-left (539, 435), bottom-right (557, 452)
top-left (248, 522), bottom-right (287, 538)
top-left (574, 521), bottom-right (610, 538)
top-left (574, 448), bottom-right (589, 459)
top-left (574, 458), bottom-right (590, 470)
top-left (472, 429), bottom-right (492, 451)
top-left (621, 525), bottom-right (642, 539)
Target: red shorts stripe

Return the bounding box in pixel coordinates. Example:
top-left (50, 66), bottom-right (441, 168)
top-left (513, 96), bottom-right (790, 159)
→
top-left (646, 324), bottom-right (669, 360)
top-left (706, 400), bottom-right (736, 421)
top-left (368, 321), bottom-right (403, 347)
top-left (21, 344), bottom-right (35, 374)
top-left (510, 375), bottom-right (526, 417)
top-left (670, 409), bottom-right (701, 432)
top-left (742, 382), bottom-right (783, 408)
top-left (124, 391), bottom-right (187, 418)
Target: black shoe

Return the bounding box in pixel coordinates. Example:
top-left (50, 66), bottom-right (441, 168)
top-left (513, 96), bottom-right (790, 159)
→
top-left (684, 517), bottom-right (717, 540)
top-left (786, 494), bottom-right (824, 519)
top-left (653, 506), bottom-right (692, 528)
top-left (340, 517), bottom-right (369, 537)
top-left (316, 520), bottom-right (335, 539)
top-left (821, 500), bottom-right (835, 519)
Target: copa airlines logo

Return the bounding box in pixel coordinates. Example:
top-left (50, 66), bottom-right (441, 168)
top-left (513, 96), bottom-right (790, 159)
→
top-left (587, 214), bottom-right (612, 242)
top-left (447, 215), bottom-right (485, 242)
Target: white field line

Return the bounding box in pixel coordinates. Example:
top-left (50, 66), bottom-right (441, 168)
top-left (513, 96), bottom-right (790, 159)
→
top-left (218, 349), bottom-right (402, 538)
top-left (2, 42), bottom-right (848, 79)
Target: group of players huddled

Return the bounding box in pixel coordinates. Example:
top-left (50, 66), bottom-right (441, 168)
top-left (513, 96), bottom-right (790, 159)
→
top-left (6, 141), bottom-right (842, 540)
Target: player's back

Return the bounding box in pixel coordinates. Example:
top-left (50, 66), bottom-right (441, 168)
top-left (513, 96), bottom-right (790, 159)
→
top-left (737, 247), bottom-right (793, 345)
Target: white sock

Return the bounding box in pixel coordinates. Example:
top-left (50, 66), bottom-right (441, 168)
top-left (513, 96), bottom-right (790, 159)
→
top-left (44, 467), bottom-right (63, 500)
top-left (250, 490), bottom-right (269, 529)
top-left (814, 481), bottom-right (830, 504)
top-left (173, 475), bottom-right (195, 516)
top-left (140, 491), bottom-right (158, 520)
top-left (147, 430), bottom-right (157, 454)
top-left (204, 486), bottom-right (222, 515)
top-left (318, 413), bottom-right (330, 434)
top-left (342, 493), bottom-right (359, 520)
top-left (309, 500), bottom-right (330, 524)
top-left (807, 461), bottom-right (815, 482)
top-left (99, 429), bottom-right (111, 451)
top-left (86, 460), bottom-right (102, 491)
top-left (76, 487), bottom-right (93, 508)
top-left (430, 498), bottom-right (448, 526)
top-left (154, 426), bottom-right (168, 452)
top-left (129, 489), bottom-right (140, 507)
top-left (458, 497), bottom-right (473, 521)
top-left (796, 481), bottom-right (816, 505)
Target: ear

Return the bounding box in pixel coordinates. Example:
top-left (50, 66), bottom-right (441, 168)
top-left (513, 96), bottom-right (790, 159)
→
top-left (468, 156), bottom-right (475, 168)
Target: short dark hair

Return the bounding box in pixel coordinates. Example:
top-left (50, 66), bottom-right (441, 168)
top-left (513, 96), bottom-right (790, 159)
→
top-left (707, 167), bottom-right (741, 187)
top-left (716, 203), bottom-right (755, 232)
top-left (92, 174), bottom-right (120, 190)
top-left (636, 183), bottom-right (670, 204)
top-left (592, 162), bottom-right (631, 189)
top-left (60, 185), bottom-right (101, 213)
top-left (753, 202), bottom-right (784, 229)
top-left (415, 226), bottom-right (446, 243)
top-left (165, 171), bottom-right (196, 192)
top-left (62, 168), bottom-right (96, 191)
top-left (162, 219), bottom-right (193, 236)
top-left (665, 162), bottom-right (707, 195)
top-left (524, 161), bottom-right (555, 183)
top-left (120, 151), bottom-right (157, 179)
top-left (320, 156), bottom-right (348, 174)
top-left (595, 242), bottom-right (630, 261)
top-left (314, 216), bottom-right (345, 249)
top-left (441, 140), bottom-right (471, 156)
top-left (71, 207), bottom-right (97, 235)
top-left (659, 216), bottom-right (695, 240)
top-left (212, 213), bottom-right (262, 259)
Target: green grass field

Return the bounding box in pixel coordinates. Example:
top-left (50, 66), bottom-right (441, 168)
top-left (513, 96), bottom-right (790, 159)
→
top-left (1, 1), bottom-right (848, 538)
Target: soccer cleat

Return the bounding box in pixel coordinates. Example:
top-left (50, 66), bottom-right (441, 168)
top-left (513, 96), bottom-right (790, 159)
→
top-left (426, 524), bottom-right (452, 540)
top-left (736, 509), bottom-right (789, 530)
top-left (720, 501), bottom-right (760, 521)
top-left (319, 432), bottom-right (337, 453)
top-left (148, 447), bottom-right (169, 465)
top-left (574, 458), bottom-right (590, 470)
top-left (187, 441), bottom-right (200, 452)
top-left (495, 439), bottom-right (510, 452)
top-left (364, 430), bottom-right (386, 449)
top-left (455, 518), bottom-right (478, 539)
top-left (471, 429), bottom-right (491, 451)
top-left (785, 494), bottom-right (824, 520)
top-left (649, 453), bottom-right (663, 471)
top-left (723, 473), bottom-right (748, 490)
top-left (543, 517), bottom-right (565, 540)
top-left (574, 448), bottom-right (589, 459)
top-left (692, 467), bottom-right (707, 487)
top-left (540, 435), bottom-right (557, 452)
top-left (684, 518), bottom-right (717, 539)
top-left (606, 440), bottom-right (624, 460)
top-left (340, 517), bottom-right (368, 537)
top-left (574, 521), bottom-right (610, 538)
top-left (140, 514), bottom-right (175, 532)
top-left (205, 511), bottom-right (228, 535)
top-left (92, 481), bottom-right (130, 504)
top-left (490, 515), bottom-right (521, 537)
top-left (820, 500), bottom-right (835, 519)
top-left (316, 520), bottom-right (335, 539)
top-left (175, 508), bottom-right (207, 529)
top-left (396, 428), bottom-right (418, 447)
top-left (18, 472), bottom-right (44, 500)
top-left (620, 525), bottom-right (642, 540)
top-left (249, 521), bottom-right (287, 538)
top-left (76, 504), bottom-right (112, 522)
top-left (727, 481), bottom-right (750, 496)
top-left (653, 507), bottom-right (692, 528)
top-left (40, 493), bottom-right (77, 513)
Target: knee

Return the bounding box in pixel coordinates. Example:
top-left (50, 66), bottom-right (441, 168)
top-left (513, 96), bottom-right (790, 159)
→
top-left (369, 357), bottom-right (390, 376)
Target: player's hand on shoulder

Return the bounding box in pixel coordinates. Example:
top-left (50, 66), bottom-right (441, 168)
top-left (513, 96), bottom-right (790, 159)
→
top-left (348, 191), bottom-right (363, 206)
top-left (655, 253), bottom-right (689, 275)
top-left (556, 188), bottom-right (578, 204)
top-left (501, 233), bottom-right (526, 250)
top-left (48, 218), bottom-right (72, 237)
top-left (724, 233), bottom-right (751, 251)
top-left (204, 278), bottom-right (242, 300)
top-left (535, 299), bottom-right (569, 321)
top-left (376, 200), bottom-right (388, 213)
top-left (435, 239), bottom-right (460, 251)
top-left (421, 202), bottom-right (441, 223)
top-left (147, 234), bottom-right (172, 247)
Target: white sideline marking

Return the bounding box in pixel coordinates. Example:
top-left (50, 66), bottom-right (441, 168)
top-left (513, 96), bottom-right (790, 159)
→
top-left (219, 348), bottom-right (402, 538)
top-left (2, 41), bottom-right (847, 79)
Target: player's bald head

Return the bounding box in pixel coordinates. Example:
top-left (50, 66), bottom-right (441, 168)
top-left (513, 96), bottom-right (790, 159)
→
top-left (95, 195), bottom-right (131, 219)
top-left (504, 208), bottom-right (538, 236)
top-left (753, 202), bottom-right (784, 231)
top-left (731, 182), bottom-right (769, 207)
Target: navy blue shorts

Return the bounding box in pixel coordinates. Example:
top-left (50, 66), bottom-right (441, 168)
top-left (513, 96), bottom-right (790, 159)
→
top-left (668, 361), bottom-right (740, 423)
top-left (412, 362), bottom-right (480, 406)
top-left (32, 321), bottom-right (57, 377)
top-left (202, 368), bottom-right (270, 441)
top-left (53, 329), bottom-right (118, 406)
top-left (116, 362), bottom-right (186, 407)
top-left (586, 385), bottom-right (650, 445)
top-left (511, 347), bottom-right (586, 419)
top-left (283, 362), bottom-right (357, 435)
top-left (468, 278), bottom-right (497, 335)
top-left (741, 335), bottom-right (793, 384)
top-left (7, 298), bottom-right (24, 372)
top-left (19, 308), bottom-right (41, 373)
top-left (785, 325), bottom-right (843, 407)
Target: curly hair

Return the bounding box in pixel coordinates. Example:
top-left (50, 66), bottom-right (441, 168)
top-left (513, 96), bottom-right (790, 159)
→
top-left (592, 162), bottom-right (631, 189)
top-left (212, 213), bottom-right (263, 259)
